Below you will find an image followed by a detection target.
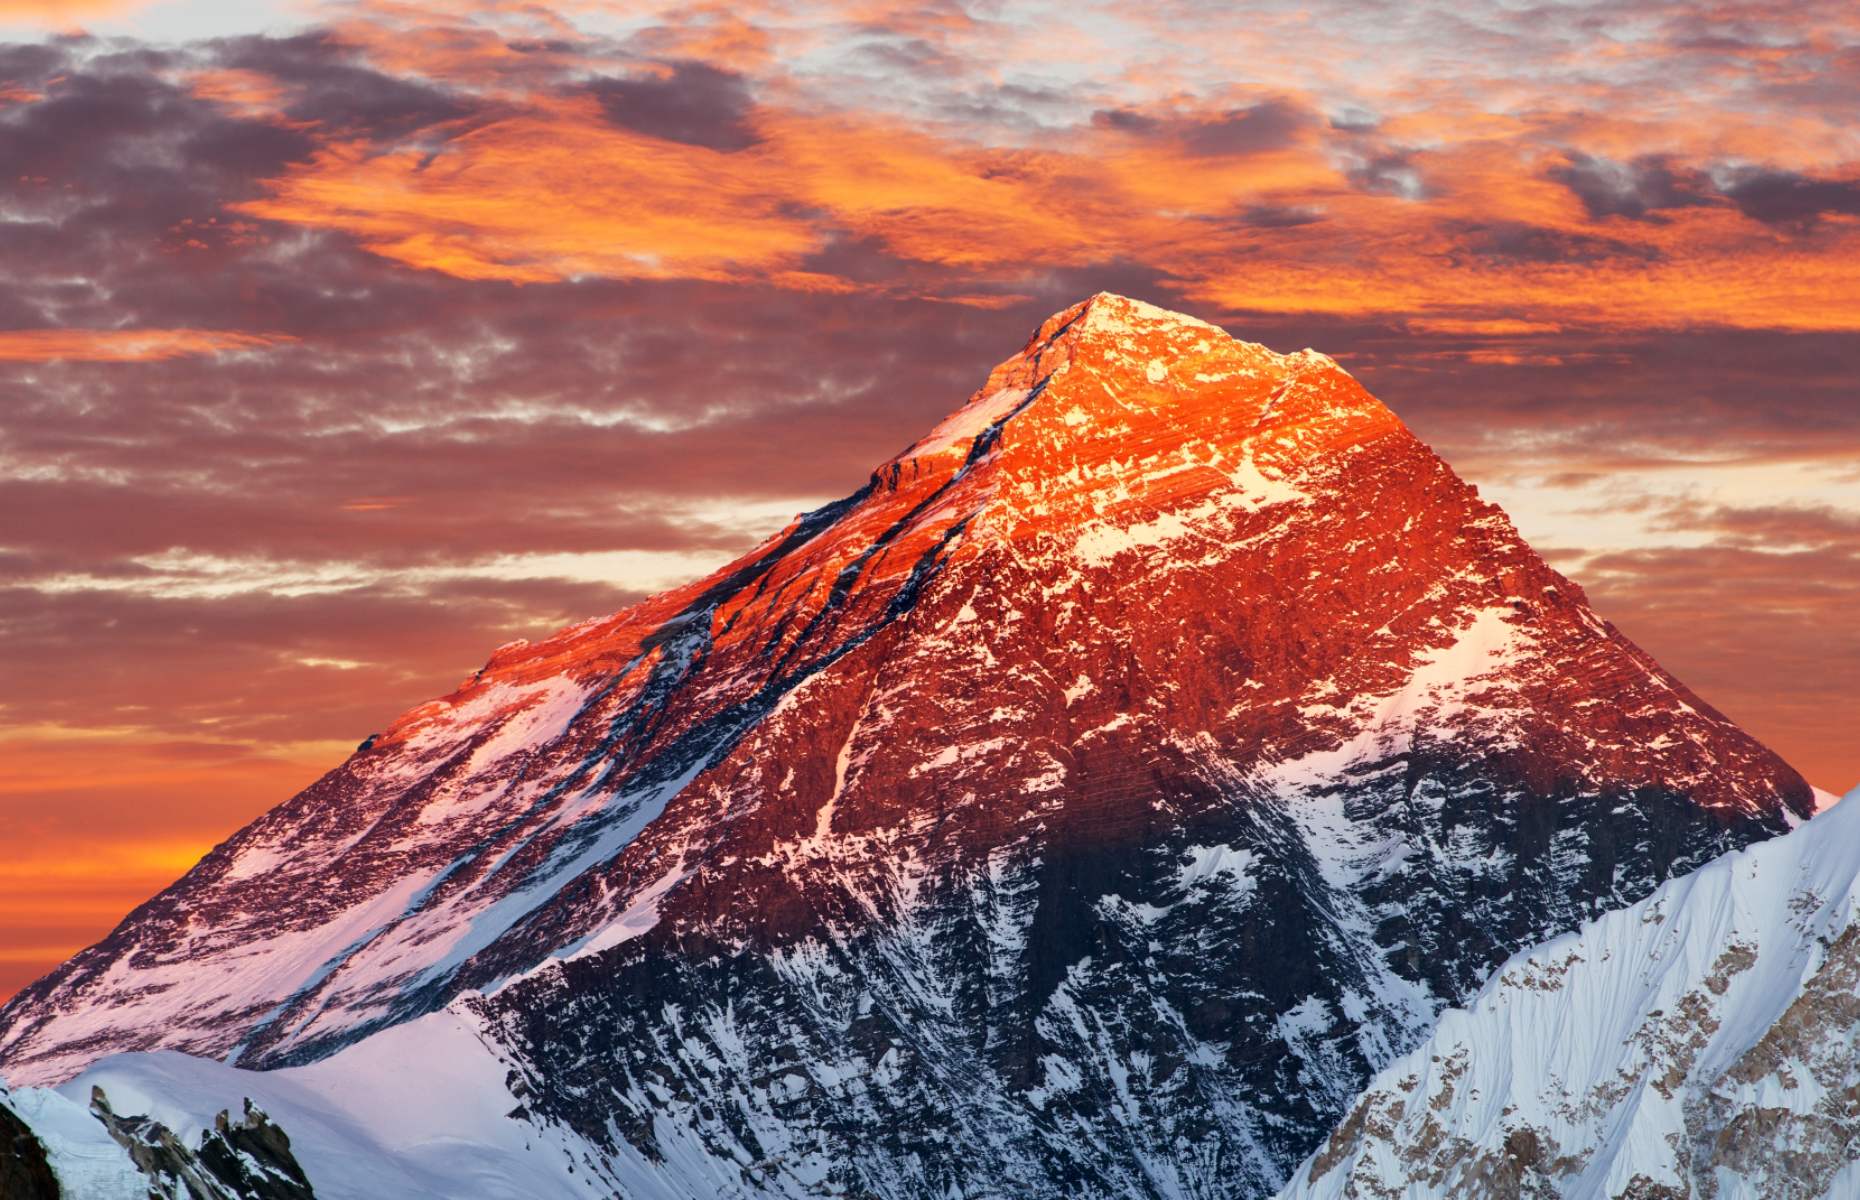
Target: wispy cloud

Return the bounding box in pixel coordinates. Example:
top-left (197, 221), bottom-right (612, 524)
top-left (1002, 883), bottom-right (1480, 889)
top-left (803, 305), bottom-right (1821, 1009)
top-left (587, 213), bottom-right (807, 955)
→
top-left (0, 0), bottom-right (1856, 996)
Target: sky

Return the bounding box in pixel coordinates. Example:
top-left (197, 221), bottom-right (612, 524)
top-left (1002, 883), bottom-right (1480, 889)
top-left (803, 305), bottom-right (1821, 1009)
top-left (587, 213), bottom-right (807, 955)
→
top-left (0, 0), bottom-right (1856, 1000)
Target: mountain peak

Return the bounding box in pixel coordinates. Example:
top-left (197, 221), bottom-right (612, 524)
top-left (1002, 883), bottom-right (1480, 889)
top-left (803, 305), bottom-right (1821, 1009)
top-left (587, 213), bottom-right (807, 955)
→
top-left (895, 294), bottom-right (1387, 487)
top-left (0, 295), bottom-right (1813, 1200)
top-left (1033, 292), bottom-right (1332, 371)
top-left (1066, 291), bottom-right (1226, 337)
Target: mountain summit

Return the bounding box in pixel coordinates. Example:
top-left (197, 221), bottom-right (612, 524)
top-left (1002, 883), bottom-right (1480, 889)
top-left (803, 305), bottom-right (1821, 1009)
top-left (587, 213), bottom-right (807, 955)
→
top-left (0, 295), bottom-right (1814, 1198)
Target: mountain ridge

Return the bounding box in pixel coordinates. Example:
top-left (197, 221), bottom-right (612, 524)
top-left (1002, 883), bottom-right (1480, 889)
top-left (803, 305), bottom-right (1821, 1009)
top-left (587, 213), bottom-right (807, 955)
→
top-left (0, 294), bottom-right (1814, 1198)
top-left (1281, 784), bottom-right (1860, 1200)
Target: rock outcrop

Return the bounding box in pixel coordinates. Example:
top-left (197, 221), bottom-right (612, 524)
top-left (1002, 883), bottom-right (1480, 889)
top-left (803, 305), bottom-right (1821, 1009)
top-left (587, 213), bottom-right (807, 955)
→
top-left (0, 1089), bottom-right (60, 1200)
top-left (90, 1087), bottom-right (315, 1200)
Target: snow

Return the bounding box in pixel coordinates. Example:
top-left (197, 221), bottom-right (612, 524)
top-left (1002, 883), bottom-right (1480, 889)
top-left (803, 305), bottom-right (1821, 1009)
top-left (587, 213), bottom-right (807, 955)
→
top-left (458, 677), bottom-right (593, 775)
top-left (23, 1008), bottom-right (609, 1200)
top-left (3, 1085), bottom-right (147, 1199)
top-left (558, 863), bottom-right (692, 964)
top-left (398, 677), bottom-right (580, 761)
top-left (1268, 605), bottom-right (1529, 807)
top-left (1072, 461), bottom-right (1308, 568)
top-left (1072, 293), bottom-right (1224, 341)
top-left (1281, 781), bottom-right (1860, 1200)
top-left (798, 718), bottom-right (860, 852)
top-left (1175, 844), bottom-right (1257, 892)
top-left (902, 386), bottom-right (1029, 459)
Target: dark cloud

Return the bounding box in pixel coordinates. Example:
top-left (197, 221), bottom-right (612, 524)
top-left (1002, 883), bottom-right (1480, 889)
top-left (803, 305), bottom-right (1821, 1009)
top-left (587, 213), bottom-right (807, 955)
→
top-left (1345, 148), bottom-right (1426, 198)
top-left (1548, 152), bottom-right (1712, 220)
top-left (1328, 107), bottom-right (1379, 132)
top-left (0, 571), bottom-right (656, 756)
top-left (1092, 106), bottom-right (1156, 134)
top-left (1179, 97), bottom-right (1311, 155)
top-left (1446, 219), bottom-right (1657, 264)
top-left (0, 40), bottom-right (64, 87)
top-left (1718, 167), bottom-right (1860, 228)
top-left (937, 80), bottom-right (1078, 130)
top-left (1340, 324), bottom-right (1860, 465)
top-left (179, 114), bottom-right (317, 178)
top-left (215, 31), bottom-right (482, 141)
top-left (585, 60), bottom-right (759, 151)
top-left (1091, 97), bottom-right (1312, 156)
top-left (848, 35), bottom-right (958, 76)
top-left (0, 69), bottom-right (189, 189)
top-left (1232, 203), bottom-right (1326, 228)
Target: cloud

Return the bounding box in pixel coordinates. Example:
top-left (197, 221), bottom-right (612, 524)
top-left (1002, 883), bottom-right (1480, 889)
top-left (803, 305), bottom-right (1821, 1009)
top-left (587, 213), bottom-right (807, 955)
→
top-left (1573, 502), bottom-right (1860, 791)
top-left (1547, 152), bottom-right (1712, 221)
top-left (2, 0), bottom-right (1859, 995)
top-left (1092, 96), bottom-right (1314, 157)
top-left (0, 328), bottom-right (292, 360)
top-left (1447, 220), bottom-right (1658, 265)
top-left (1344, 148), bottom-right (1427, 199)
top-left (585, 60), bottom-right (761, 151)
top-left (1718, 167), bottom-right (1860, 228)
top-left (231, 105), bottom-right (823, 282)
top-left (1405, 317), bottom-right (1562, 336)
top-left (214, 30), bottom-right (483, 139)
top-left (1232, 203), bottom-right (1327, 228)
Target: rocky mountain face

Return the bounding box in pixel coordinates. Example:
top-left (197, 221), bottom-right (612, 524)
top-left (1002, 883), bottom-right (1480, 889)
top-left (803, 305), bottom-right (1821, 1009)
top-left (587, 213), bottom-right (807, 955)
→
top-left (0, 295), bottom-right (1815, 1198)
top-left (0, 1088), bottom-right (59, 1200)
top-left (1282, 785), bottom-right (1860, 1200)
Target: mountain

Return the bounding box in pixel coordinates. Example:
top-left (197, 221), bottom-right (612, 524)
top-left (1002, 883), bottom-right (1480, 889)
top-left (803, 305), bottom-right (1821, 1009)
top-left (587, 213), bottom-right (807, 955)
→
top-left (1281, 785), bottom-right (1860, 1200)
top-left (0, 294), bottom-right (1815, 1198)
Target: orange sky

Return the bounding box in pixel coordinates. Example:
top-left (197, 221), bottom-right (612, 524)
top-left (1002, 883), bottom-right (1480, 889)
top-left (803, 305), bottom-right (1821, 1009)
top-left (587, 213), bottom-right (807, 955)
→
top-left (1, 0), bottom-right (1857, 999)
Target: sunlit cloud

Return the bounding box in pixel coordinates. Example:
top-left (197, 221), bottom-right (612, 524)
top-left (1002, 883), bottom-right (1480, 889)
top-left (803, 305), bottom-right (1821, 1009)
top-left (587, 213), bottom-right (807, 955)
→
top-left (0, 329), bottom-right (295, 362)
top-left (204, 13), bottom-right (1860, 329)
top-left (0, 0), bottom-right (141, 21)
top-left (1, 0), bottom-right (1857, 999)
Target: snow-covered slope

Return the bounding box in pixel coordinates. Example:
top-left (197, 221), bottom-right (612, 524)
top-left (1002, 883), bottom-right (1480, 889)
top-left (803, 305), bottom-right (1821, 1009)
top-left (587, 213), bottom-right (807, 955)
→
top-left (3, 1011), bottom-right (607, 1200)
top-left (0, 295), bottom-right (1817, 1198)
top-left (1283, 783), bottom-right (1860, 1200)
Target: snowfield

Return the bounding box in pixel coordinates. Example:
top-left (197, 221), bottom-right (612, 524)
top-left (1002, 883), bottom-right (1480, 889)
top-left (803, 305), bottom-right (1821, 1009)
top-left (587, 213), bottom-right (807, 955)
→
top-left (1282, 783), bottom-right (1860, 1200)
top-left (7, 1010), bottom-right (610, 1200)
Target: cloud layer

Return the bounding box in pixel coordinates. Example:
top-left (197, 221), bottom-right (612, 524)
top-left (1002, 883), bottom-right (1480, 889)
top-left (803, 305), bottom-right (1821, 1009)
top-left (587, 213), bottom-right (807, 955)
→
top-left (1, 0), bottom-right (1856, 996)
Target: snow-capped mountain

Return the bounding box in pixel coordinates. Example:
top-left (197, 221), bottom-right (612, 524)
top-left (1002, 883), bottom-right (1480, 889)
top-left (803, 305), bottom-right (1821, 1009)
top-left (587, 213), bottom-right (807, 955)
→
top-left (0, 295), bottom-right (1815, 1198)
top-left (1281, 784), bottom-right (1860, 1200)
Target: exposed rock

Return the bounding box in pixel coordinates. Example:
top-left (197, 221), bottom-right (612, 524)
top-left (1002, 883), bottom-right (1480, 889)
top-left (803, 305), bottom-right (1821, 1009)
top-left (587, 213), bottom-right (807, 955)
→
top-left (0, 295), bottom-right (1816, 1198)
top-left (1281, 785), bottom-right (1860, 1200)
top-left (0, 1089), bottom-right (60, 1200)
top-left (90, 1086), bottom-right (314, 1200)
